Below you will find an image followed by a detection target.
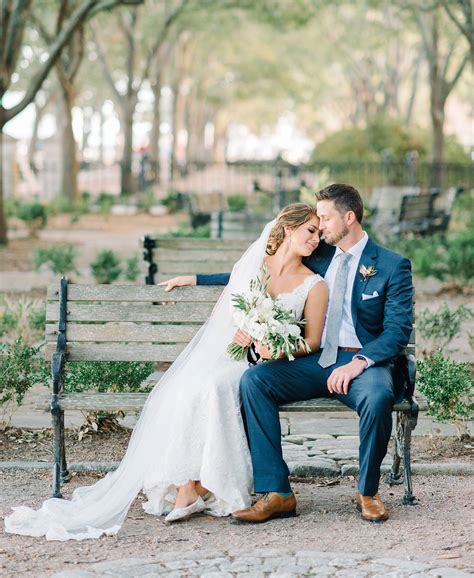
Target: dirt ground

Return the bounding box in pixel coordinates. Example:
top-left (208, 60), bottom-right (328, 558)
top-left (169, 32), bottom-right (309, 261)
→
top-left (1, 426), bottom-right (473, 464)
top-left (0, 471), bottom-right (472, 577)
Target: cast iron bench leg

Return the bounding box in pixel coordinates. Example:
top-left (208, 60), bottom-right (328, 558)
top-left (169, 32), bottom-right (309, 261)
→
top-left (60, 409), bottom-right (71, 484)
top-left (386, 411), bottom-right (404, 486)
top-left (401, 411), bottom-right (417, 505)
top-left (51, 395), bottom-right (63, 498)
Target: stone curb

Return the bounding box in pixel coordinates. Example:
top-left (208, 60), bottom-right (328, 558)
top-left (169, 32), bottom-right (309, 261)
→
top-left (1, 460), bottom-right (473, 476)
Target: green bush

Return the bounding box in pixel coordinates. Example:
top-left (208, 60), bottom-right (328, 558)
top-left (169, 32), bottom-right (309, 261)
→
top-left (33, 245), bottom-right (78, 275)
top-left (137, 191), bottom-right (156, 212)
top-left (417, 304), bottom-right (473, 351)
top-left (0, 338), bottom-right (49, 425)
top-left (312, 118), bottom-right (427, 163)
top-left (417, 350), bottom-right (473, 438)
top-left (311, 118), bottom-right (469, 164)
top-left (65, 361), bottom-right (154, 394)
top-left (65, 360), bottom-right (155, 431)
top-left (159, 191), bottom-right (185, 213)
top-left (16, 201), bottom-right (48, 235)
top-left (97, 192), bottom-right (115, 216)
top-left (227, 194), bottom-right (247, 212)
top-left (90, 250), bottom-right (122, 284)
top-left (124, 256), bottom-right (140, 282)
top-left (386, 228), bottom-right (474, 284)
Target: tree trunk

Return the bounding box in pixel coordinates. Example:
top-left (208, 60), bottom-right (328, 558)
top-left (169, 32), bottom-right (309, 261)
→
top-left (121, 103), bottom-right (136, 195)
top-left (0, 128), bottom-right (7, 246)
top-left (60, 84), bottom-right (79, 201)
top-left (150, 74), bottom-right (162, 186)
top-left (99, 108), bottom-right (105, 165)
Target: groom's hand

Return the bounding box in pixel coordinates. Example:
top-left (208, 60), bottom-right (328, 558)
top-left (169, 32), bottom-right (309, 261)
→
top-left (158, 275), bottom-right (197, 292)
top-left (327, 358), bottom-right (367, 395)
top-left (232, 329), bottom-right (252, 347)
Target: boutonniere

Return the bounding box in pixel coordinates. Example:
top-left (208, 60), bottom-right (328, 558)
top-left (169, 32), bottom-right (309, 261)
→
top-left (359, 265), bottom-right (377, 281)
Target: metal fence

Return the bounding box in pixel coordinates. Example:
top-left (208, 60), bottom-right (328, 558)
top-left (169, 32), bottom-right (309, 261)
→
top-left (15, 156), bottom-right (472, 202)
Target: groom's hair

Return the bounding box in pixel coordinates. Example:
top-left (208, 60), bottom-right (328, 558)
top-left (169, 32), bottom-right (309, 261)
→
top-left (315, 183), bottom-right (364, 223)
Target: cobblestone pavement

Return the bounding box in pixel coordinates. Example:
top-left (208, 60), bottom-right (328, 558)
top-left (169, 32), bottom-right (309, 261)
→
top-left (51, 549), bottom-right (473, 577)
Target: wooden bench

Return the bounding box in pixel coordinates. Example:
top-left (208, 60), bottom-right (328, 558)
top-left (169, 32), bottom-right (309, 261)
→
top-left (41, 276), bottom-right (420, 506)
top-left (390, 187), bottom-right (463, 237)
top-left (142, 237), bottom-right (251, 284)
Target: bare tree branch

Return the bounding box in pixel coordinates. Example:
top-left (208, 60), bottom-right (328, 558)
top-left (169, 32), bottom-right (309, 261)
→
top-left (2, 0), bottom-right (144, 125)
top-left (446, 51), bottom-right (469, 93)
top-left (439, 0), bottom-right (470, 41)
top-left (140, 0), bottom-right (190, 86)
top-left (90, 25), bottom-right (122, 101)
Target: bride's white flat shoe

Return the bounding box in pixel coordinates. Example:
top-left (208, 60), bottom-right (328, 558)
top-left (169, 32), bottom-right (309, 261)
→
top-left (165, 496), bottom-right (206, 523)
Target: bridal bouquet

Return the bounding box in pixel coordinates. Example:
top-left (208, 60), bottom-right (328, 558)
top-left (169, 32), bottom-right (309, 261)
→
top-left (227, 270), bottom-right (311, 362)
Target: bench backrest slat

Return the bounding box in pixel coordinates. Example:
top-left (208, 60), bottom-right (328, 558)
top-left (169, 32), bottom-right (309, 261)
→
top-left (45, 323), bottom-right (199, 343)
top-left (47, 285), bottom-right (223, 302)
top-left (45, 342), bottom-right (186, 362)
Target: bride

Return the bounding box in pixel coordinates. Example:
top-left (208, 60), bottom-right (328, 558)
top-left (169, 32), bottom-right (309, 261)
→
top-left (5, 203), bottom-right (328, 541)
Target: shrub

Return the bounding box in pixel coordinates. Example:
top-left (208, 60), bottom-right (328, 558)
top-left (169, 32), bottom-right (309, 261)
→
top-left (417, 304), bottom-right (473, 351)
top-left (65, 361), bottom-right (155, 431)
top-left (124, 256), bottom-right (140, 282)
top-left (97, 192), bottom-right (115, 216)
top-left (386, 229), bottom-right (474, 284)
top-left (90, 250), bottom-right (122, 284)
top-left (65, 361), bottom-right (154, 394)
top-left (0, 338), bottom-right (49, 427)
top-left (227, 194), bottom-right (247, 212)
top-left (159, 191), bottom-right (185, 213)
top-left (33, 245), bottom-right (78, 275)
top-left (417, 350), bottom-right (473, 438)
top-left (16, 201), bottom-right (48, 236)
top-left (0, 296), bottom-right (46, 345)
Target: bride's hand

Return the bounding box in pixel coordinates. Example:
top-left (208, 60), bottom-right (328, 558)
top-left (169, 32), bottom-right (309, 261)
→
top-left (158, 275), bottom-right (197, 292)
top-left (232, 329), bottom-right (252, 347)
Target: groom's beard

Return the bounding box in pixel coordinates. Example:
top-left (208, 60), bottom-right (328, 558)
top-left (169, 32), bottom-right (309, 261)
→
top-left (323, 225), bottom-right (350, 246)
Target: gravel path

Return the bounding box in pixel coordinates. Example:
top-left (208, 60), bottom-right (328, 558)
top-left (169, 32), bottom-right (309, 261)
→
top-left (1, 471), bottom-right (472, 577)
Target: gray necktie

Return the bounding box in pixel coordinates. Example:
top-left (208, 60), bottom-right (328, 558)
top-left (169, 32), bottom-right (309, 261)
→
top-left (319, 252), bottom-right (353, 368)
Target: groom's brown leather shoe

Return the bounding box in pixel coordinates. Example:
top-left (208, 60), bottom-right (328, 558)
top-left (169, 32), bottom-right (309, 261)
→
top-left (231, 492), bottom-right (296, 524)
top-left (355, 491), bottom-right (389, 523)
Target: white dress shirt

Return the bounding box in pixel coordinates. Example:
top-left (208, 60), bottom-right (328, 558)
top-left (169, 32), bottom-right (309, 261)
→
top-left (321, 232), bottom-right (373, 366)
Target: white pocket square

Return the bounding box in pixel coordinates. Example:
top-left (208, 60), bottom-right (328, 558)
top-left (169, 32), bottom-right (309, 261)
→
top-left (362, 291), bottom-right (379, 301)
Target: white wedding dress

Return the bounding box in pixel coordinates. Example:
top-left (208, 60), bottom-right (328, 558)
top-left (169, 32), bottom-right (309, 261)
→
top-left (5, 220), bottom-right (323, 541)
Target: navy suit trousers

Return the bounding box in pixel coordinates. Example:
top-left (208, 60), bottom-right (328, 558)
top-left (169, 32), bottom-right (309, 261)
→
top-left (239, 350), bottom-right (394, 497)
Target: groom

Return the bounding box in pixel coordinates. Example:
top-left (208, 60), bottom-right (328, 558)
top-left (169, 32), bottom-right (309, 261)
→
top-left (161, 184), bottom-right (414, 524)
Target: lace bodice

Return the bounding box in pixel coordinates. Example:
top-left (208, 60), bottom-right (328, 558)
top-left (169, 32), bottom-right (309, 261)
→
top-left (277, 274), bottom-right (324, 321)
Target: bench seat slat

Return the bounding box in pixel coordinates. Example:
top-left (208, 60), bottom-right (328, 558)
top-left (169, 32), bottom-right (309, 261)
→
top-left (46, 302), bottom-right (215, 323)
top-left (45, 342), bottom-right (186, 362)
top-left (45, 323), bottom-right (200, 343)
top-left (47, 285), bottom-right (223, 303)
top-left (35, 392), bottom-right (424, 413)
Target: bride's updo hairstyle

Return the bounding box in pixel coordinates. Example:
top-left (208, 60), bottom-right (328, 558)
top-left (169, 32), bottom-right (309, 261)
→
top-left (266, 202), bottom-right (318, 256)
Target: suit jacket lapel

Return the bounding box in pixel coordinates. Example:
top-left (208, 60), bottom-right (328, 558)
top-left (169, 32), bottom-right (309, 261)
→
top-left (351, 238), bottom-right (378, 326)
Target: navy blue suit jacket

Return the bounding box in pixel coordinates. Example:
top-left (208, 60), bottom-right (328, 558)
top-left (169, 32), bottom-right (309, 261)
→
top-left (197, 238), bottom-right (414, 366)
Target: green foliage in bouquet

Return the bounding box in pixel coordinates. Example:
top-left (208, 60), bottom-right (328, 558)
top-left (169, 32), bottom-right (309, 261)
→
top-left (227, 270), bottom-right (310, 362)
